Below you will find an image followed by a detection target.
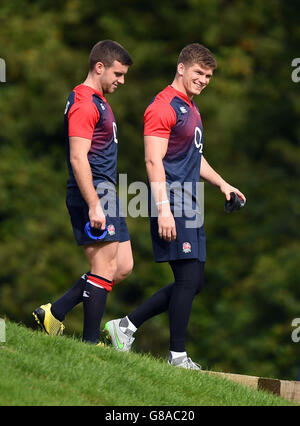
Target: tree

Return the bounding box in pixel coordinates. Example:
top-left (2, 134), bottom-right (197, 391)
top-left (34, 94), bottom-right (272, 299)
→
top-left (0, 0), bottom-right (299, 380)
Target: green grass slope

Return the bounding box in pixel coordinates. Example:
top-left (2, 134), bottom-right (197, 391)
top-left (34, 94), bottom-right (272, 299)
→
top-left (0, 321), bottom-right (294, 406)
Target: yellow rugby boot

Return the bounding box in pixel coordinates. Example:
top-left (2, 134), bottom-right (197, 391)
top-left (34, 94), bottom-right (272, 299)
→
top-left (33, 303), bottom-right (65, 336)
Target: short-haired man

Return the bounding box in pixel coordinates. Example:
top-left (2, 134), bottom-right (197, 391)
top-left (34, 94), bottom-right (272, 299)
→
top-left (105, 43), bottom-right (246, 368)
top-left (33, 40), bottom-right (134, 345)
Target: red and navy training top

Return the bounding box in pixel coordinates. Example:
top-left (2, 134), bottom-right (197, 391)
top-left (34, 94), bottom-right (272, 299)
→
top-left (64, 84), bottom-right (118, 189)
top-left (144, 85), bottom-right (204, 215)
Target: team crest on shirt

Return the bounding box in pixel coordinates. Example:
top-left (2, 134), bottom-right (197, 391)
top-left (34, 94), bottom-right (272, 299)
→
top-left (107, 224), bottom-right (116, 236)
top-left (182, 242), bottom-right (192, 253)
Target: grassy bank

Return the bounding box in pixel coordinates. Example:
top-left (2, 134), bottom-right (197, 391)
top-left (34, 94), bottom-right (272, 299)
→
top-left (0, 321), bottom-right (294, 406)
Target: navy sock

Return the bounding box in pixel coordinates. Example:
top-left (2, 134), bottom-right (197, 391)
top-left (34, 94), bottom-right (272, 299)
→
top-left (51, 273), bottom-right (88, 322)
top-left (168, 278), bottom-right (197, 351)
top-left (168, 260), bottom-right (205, 352)
top-left (128, 260), bottom-right (205, 352)
top-left (82, 274), bottom-right (112, 344)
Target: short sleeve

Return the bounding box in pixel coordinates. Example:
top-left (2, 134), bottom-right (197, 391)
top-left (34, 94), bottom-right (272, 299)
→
top-left (68, 102), bottom-right (100, 140)
top-left (144, 101), bottom-right (176, 139)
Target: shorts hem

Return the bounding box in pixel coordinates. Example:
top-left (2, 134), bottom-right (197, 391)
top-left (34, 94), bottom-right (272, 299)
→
top-left (154, 256), bottom-right (206, 263)
top-left (77, 237), bottom-right (129, 246)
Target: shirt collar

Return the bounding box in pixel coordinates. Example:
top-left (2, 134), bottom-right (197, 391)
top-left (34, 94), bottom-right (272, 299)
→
top-left (168, 85), bottom-right (193, 107)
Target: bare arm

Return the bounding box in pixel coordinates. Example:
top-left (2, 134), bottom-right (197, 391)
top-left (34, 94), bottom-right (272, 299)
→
top-left (144, 135), bottom-right (176, 241)
top-left (69, 136), bottom-right (105, 230)
top-left (200, 155), bottom-right (246, 202)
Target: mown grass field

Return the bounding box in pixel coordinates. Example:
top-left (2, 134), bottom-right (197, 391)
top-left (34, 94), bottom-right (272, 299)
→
top-left (0, 321), bottom-right (295, 406)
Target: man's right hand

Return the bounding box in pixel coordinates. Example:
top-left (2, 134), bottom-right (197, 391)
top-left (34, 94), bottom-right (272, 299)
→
top-left (89, 202), bottom-right (106, 230)
top-left (158, 204), bottom-right (177, 242)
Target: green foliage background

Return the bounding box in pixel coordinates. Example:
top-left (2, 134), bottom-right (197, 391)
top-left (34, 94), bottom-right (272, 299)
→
top-left (0, 0), bottom-right (299, 380)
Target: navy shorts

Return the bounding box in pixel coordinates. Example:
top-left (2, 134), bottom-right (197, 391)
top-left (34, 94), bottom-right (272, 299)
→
top-left (150, 216), bottom-right (206, 263)
top-left (66, 187), bottom-right (130, 245)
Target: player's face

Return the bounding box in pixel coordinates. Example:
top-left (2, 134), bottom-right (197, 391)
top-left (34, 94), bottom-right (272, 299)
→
top-left (180, 63), bottom-right (213, 98)
top-left (100, 60), bottom-right (129, 94)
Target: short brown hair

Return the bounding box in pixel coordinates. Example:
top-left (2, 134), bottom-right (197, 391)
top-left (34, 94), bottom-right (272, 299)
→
top-left (89, 40), bottom-right (133, 70)
top-left (177, 43), bottom-right (217, 70)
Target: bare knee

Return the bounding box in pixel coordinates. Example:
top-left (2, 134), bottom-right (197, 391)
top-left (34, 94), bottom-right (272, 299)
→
top-left (87, 252), bottom-right (118, 280)
top-left (115, 258), bottom-right (134, 283)
top-left (84, 242), bottom-right (119, 281)
top-left (94, 258), bottom-right (118, 280)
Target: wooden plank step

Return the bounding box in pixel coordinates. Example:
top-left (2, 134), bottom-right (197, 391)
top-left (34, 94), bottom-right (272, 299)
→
top-left (202, 370), bottom-right (300, 404)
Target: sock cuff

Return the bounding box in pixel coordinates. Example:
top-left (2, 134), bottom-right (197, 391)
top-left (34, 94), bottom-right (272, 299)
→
top-left (170, 351), bottom-right (187, 359)
top-left (87, 274), bottom-right (113, 293)
top-left (124, 316), bottom-right (138, 333)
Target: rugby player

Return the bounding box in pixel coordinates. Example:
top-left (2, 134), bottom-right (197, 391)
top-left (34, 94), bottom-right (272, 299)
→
top-left (33, 40), bottom-right (133, 344)
top-left (105, 43), bottom-right (246, 368)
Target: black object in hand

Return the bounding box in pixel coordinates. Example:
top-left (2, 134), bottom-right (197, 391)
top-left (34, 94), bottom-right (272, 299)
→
top-left (224, 192), bottom-right (245, 213)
